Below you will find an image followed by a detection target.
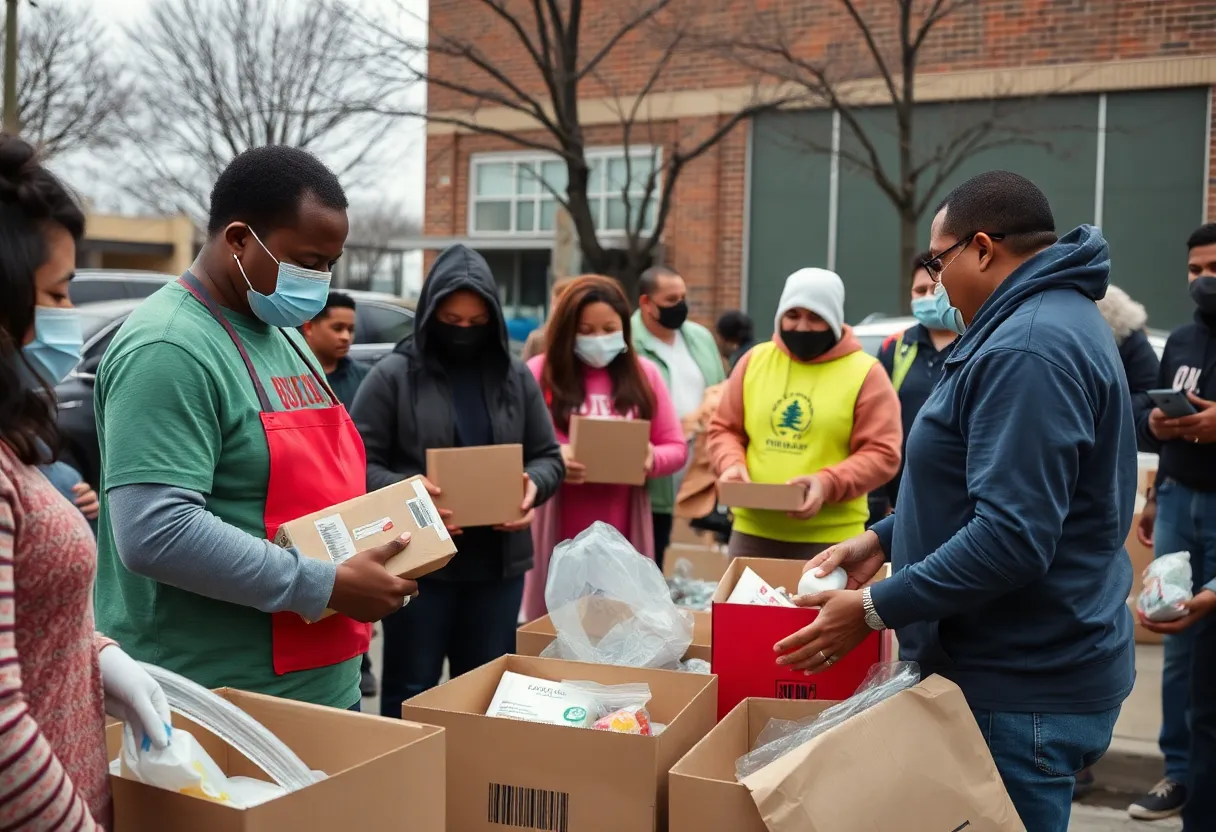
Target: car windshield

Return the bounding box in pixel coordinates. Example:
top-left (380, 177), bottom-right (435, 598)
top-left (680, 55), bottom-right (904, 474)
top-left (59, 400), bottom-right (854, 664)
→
top-left (856, 334), bottom-right (886, 357)
top-left (78, 308), bottom-right (124, 343)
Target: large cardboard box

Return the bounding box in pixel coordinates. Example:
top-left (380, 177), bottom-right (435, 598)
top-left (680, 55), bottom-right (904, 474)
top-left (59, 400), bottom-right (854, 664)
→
top-left (401, 655), bottom-right (718, 832)
top-left (670, 698), bottom-right (836, 832)
top-left (427, 444), bottom-right (524, 528)
top-left (274, 476), bottom-right (458, 619)
top-left (663, 543), bottom-right (731, 583)
top-left (712, 557), bottom-right (887, 719)
top-left (716, 481), bottom-right (805, 512)
top-left (109, 689), bottom-right (445, 831)
top-left (569, 415), bottom-right (651, 485)
top-left (517, 607), bottom-right (713, 663)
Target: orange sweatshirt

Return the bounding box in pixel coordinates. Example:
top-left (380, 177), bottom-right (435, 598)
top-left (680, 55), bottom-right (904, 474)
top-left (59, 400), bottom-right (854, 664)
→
top-left (706, 326), bottom-right (903, 505)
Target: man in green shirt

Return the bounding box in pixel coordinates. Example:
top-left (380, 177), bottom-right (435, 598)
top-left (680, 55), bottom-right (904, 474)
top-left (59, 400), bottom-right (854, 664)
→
top-left (94, 146), bottom-right (416, 710)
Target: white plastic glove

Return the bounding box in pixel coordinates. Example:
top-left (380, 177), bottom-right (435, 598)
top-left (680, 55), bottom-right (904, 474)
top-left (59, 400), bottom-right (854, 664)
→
top-left (100, 646), bottom-right (171, 749)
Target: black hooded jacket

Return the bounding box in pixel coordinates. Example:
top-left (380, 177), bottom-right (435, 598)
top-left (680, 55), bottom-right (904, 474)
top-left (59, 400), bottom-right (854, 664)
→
top-left (350, 245), bottom-right (564, 580)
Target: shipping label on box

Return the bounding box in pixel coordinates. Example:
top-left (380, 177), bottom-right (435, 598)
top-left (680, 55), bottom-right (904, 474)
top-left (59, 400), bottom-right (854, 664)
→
top-left (711, 557), bottom-right (883, 719)
top-left (569, 415), bottom-right (651, 486)
top-left (401, 655), bottom-right (717, 832)
top-left (427, 444), bottom-right (525, 528)
top-left (716, 481), bottom-right (806, 512)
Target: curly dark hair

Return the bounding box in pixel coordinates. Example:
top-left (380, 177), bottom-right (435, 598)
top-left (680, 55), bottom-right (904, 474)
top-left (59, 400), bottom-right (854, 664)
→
top-left (0, 133), bottom-right (86, 465)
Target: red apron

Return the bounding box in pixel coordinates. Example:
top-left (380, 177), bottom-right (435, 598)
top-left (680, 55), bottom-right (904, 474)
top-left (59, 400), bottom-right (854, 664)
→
top-left (179, 274), bottom-right (372, 676)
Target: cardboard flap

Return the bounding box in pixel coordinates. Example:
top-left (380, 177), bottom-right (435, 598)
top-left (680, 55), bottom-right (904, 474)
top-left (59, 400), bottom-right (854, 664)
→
top-left (742, 676), bottom-right (1026, 832)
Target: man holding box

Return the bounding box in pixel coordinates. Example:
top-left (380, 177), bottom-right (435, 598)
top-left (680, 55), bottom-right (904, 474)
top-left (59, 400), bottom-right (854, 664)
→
top-left (779, 172), bottom-right (1136, 831)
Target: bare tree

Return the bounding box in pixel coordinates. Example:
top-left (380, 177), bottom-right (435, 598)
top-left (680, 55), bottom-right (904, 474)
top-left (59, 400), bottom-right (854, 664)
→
top-left (356, 0), bottom-right (790, 295)
top-left (340, 200), bottom-right (421, 292)
top-left (714, 0), bottom-right (1062, 300)
top-left (8, 3), bottom-right (129, 159)
top-left (120, 0), bottom-right (396, 219)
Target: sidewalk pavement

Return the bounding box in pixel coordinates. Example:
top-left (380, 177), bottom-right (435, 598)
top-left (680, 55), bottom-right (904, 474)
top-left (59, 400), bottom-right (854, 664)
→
top-left (1072, 804), bottom-right (1180, 831)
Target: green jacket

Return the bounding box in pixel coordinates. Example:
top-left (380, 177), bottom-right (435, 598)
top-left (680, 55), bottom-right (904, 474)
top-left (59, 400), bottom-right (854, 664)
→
top-left (630, 311), bottom-right (727, 513)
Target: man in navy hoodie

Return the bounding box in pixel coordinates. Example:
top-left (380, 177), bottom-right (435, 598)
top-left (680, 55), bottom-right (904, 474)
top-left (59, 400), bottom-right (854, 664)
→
top-left (775, 171), bottom-right (1136, 831)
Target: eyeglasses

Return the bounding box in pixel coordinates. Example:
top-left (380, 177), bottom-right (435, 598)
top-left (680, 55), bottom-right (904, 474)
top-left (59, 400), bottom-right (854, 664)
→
top-left (922, 232), bottom-right (1006, 282)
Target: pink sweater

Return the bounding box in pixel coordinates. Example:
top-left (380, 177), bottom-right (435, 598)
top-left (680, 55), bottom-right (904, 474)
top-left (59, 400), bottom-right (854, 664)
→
top-left (526, 355), bottom-right (687, 542)
top-left (0, 442), bottom-right (112, 831)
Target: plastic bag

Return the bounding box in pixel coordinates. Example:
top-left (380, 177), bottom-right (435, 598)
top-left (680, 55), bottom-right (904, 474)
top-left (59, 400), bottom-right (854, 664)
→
top-left (667, 558), bottom-right (718, 611)
top-left (1138, 552), bottom-right (1194, 622)
top-left (542, 522), bottom-right (695, 670)
top-left (734, 662), bottom-right (920, 782)
top-left (563, 680), bottom-right (655, 736)
top-left (139, 662), bottom-right (316, 792)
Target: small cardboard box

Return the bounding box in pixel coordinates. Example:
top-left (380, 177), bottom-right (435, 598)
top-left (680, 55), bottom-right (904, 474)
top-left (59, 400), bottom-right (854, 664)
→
top-left (669, 698), bottom-right (837, 832)
top-left (401, 655), bottom-right (718, 832)
top-left (109, 688), bottom-right (445, 831)
top-left (274, 476), bottom-right (458, 619)
top-left (712, 557), bottom-right (888, 719)
top-left (516, 606), bottom-right (713, 663)
top-left (427, 444), bottom-right (525, 528)
top-left (569, 415), bottom-right (651, 486)
top-left (716, 481), bottom-right (805, 512)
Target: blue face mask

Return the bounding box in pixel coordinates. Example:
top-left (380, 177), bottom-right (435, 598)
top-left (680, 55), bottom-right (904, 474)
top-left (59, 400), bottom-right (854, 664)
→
top-left (23, 306), bottom-right (83, 386)
top-left (234, 228), bottom-right (332, 328)
top-left (929, 283), bottom-right (967, 335)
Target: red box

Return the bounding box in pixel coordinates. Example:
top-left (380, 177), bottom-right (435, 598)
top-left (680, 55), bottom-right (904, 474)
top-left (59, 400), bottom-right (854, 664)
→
top-left (711, 557), bottom-right (892, 719)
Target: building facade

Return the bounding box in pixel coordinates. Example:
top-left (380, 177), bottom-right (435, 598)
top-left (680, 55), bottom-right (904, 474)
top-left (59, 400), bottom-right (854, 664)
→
top-left (424, 0), bottom-right (1216, 332)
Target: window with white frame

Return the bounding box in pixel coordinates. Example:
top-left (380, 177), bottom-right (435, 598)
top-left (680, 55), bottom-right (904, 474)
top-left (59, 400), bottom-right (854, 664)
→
top-left (468, 148), bottom-right (660, 236)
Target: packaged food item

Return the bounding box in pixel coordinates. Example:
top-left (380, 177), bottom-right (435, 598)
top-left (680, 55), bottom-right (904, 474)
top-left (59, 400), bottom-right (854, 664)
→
top-left (485, 671), bottom-right (601, 727)
top-left (1138, 552), bottom-right (1194, 622)
top-left (592, 707), bottom-right (652, 736)
top-left (726, 566), bottom-right (797, 607)
top-left (797, 566), bottom-right (848, 597)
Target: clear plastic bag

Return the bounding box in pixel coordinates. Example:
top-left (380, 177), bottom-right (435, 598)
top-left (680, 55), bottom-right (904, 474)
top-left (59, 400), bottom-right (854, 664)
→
top-left (562, 680), bottom-right (655, 736)
top-left (140, 662), bottom-right (317, 792)
top-left (734, 662), bottom-right (920, 782)
top-left (542, 521), bottom-right (695, 670)
top-left (667, 558), bottom-right (718, 611)
top-left (1138, 552), bottom-right (1194, 622)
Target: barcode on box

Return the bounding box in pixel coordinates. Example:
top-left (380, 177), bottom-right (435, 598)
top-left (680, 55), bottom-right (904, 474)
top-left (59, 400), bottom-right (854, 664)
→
top-left (313, 514), bottom-right (355, 563)
top-left (407, 498), bottom-right (435, 530)
top-left (776, 680), bottom-right (817, 700)
top-left (487, 783), bottom-right (569, 832)
top-left (408, 478), bottom-right (451, 540)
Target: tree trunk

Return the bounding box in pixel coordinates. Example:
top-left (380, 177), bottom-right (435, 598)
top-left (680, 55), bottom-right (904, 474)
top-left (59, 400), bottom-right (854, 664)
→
top-left (898, 210), bottom-right (919, 313)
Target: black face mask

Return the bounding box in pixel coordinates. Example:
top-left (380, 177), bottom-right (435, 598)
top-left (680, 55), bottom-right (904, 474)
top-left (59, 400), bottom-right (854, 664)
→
top-left (432, 321), bottom-right (491, 359)
top-left (653, 299), bottom-right (689, 330)
top-left (782, 328), bottom-right (836, 362)
top-left (1190, 276), bottom-right (1216, 316)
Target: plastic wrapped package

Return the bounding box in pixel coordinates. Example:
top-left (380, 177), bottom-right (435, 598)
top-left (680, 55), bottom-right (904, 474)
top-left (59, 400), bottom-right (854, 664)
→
top-left (667, 559), bottom-right (718, 611)
top-left (486, 671), bottom-right (656, 735)
top-left (542, 522), bottom-right (694, 670)
top-left (139, 662), bottom-right (316, 792)
top-left (680, 658), bottom-right (711, 674)
top-left (564, 680), bottom-right (654, 735)
top-left (1138, 552), bottom-right (1194, 622)
top-left (734, 662), bottom-right (920, 782)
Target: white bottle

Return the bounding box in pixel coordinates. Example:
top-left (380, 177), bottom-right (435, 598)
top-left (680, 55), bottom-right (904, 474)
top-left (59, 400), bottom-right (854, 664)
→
top-left (797, 567), bottom-right (848, 597)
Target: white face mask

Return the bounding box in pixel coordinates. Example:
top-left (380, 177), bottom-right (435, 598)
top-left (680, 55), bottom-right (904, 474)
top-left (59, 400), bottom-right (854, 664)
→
top-left (575, 332), bottom-right (627, 368)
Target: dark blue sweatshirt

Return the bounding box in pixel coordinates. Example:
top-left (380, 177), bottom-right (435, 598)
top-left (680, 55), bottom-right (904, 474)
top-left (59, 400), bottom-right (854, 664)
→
top-left (870, 225), bottom-right (1136, 713)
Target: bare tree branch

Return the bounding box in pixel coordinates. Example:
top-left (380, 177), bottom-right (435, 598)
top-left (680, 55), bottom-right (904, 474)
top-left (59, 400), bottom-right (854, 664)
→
top-left (341, 200), bottom-right (421, 291)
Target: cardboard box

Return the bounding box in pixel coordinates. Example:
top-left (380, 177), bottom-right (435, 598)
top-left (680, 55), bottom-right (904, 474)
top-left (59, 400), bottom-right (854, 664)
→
top-left (569, 415), bottom-right (651, 486)
top-left (401, 655), bottom-right (717, 832)
top-left (663, 543), bottom-right (731, 583)
top-left (427, 444), bottom-right (524, 528)
top-left (670, 698), bottom-right (837, 832)
top-left (274, 476), bottom-right (458, 619)
top-left (716, 481), bottom-right (805, 512)
top-left (517, 607), bottom-right (713, 663)
top-left (109, 688), bottom-right (445, 831)
top-left (711, 557), bottom-right (888, 719)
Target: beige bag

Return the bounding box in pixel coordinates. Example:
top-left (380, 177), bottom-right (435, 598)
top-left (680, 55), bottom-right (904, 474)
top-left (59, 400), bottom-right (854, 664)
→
top-left (743, 675), bottom-right (1026, 832)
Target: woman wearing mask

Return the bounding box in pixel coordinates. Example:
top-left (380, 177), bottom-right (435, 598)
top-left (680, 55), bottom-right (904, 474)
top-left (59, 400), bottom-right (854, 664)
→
top-left (707, 268), bottom-right (902, 559)
top-left (352, 244), bottom-right (564, 716)
top-left (522, 275), bottom-right (687, 620)
top-left (0, 135), bottom-right (170, 829)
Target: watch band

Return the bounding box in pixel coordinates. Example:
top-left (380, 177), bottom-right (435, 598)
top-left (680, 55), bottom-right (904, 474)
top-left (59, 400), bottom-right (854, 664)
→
top-left (862, 586), bottom-right (888, 631)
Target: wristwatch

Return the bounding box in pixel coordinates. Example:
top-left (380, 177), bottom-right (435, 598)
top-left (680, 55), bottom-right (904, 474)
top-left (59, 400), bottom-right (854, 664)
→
top-left (862, 586), bottom-right (887, 631)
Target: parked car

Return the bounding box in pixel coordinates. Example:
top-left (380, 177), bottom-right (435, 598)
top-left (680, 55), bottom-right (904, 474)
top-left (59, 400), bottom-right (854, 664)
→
top-left (68, 270), bottom-right (179, 304)
top-left (55, 287), bottom-right (416, 489)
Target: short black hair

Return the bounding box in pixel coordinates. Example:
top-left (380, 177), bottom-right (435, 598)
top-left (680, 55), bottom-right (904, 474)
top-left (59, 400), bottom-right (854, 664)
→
top-left (638, 264), bottom-right (678, 298)
top-left (1187, 223), bottom-right (1216, 250)
top-left (716, 310), bottom-right (753, 343)
top-left (912, 251), bottom-right (933, 278)
top-left (313, 291), bottom-right (356, 322)
top-left (207, 145), bottom-right (348, 236)
top-left (937, 171), bottom-right (1058, 255)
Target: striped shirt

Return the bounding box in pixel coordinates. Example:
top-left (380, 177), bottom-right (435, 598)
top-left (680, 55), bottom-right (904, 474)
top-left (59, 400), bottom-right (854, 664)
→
top-left (0, 441), bottom-right (111, 830)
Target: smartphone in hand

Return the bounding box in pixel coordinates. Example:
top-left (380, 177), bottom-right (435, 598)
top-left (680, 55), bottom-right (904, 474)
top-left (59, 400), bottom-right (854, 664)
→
top-left (1148, 388), bottom-right (1197, 418)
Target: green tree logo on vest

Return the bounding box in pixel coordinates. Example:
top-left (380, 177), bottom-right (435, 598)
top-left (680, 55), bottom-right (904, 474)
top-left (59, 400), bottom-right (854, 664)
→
top-left (770, 393), bottom-right (813, 444)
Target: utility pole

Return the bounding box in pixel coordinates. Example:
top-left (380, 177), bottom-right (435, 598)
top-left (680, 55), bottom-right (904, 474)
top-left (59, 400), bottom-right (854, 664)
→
top-left (3, 0), bottom-right (17, 134)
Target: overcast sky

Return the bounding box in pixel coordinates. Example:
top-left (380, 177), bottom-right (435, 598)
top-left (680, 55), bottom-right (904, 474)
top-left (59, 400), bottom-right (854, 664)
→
top-left (50, 0), bottom-right (429, 221)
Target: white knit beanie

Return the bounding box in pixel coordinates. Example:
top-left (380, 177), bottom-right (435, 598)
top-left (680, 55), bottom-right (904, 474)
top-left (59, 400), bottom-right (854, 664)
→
top-left (775, 268), bottom-right (845, 341)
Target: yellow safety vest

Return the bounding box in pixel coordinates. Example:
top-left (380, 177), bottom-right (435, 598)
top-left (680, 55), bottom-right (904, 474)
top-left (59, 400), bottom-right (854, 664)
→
top-left (734, 341), bottom-right (876, 543)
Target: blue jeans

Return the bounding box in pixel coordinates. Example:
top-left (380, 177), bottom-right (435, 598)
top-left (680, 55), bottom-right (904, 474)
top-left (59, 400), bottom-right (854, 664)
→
top-left (379, 575), bottom-right (525, 719)
top-left (1154, 480), bottom-right (1216, 782)
top-left (1183, 616), bottom-right (1216, 830)
top-left (971, 707), bottom-right (1120, 832)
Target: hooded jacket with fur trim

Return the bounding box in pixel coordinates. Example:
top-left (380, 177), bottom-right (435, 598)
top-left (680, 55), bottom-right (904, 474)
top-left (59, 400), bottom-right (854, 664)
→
top-left (1096, 285), bottom-right (1159, 452)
